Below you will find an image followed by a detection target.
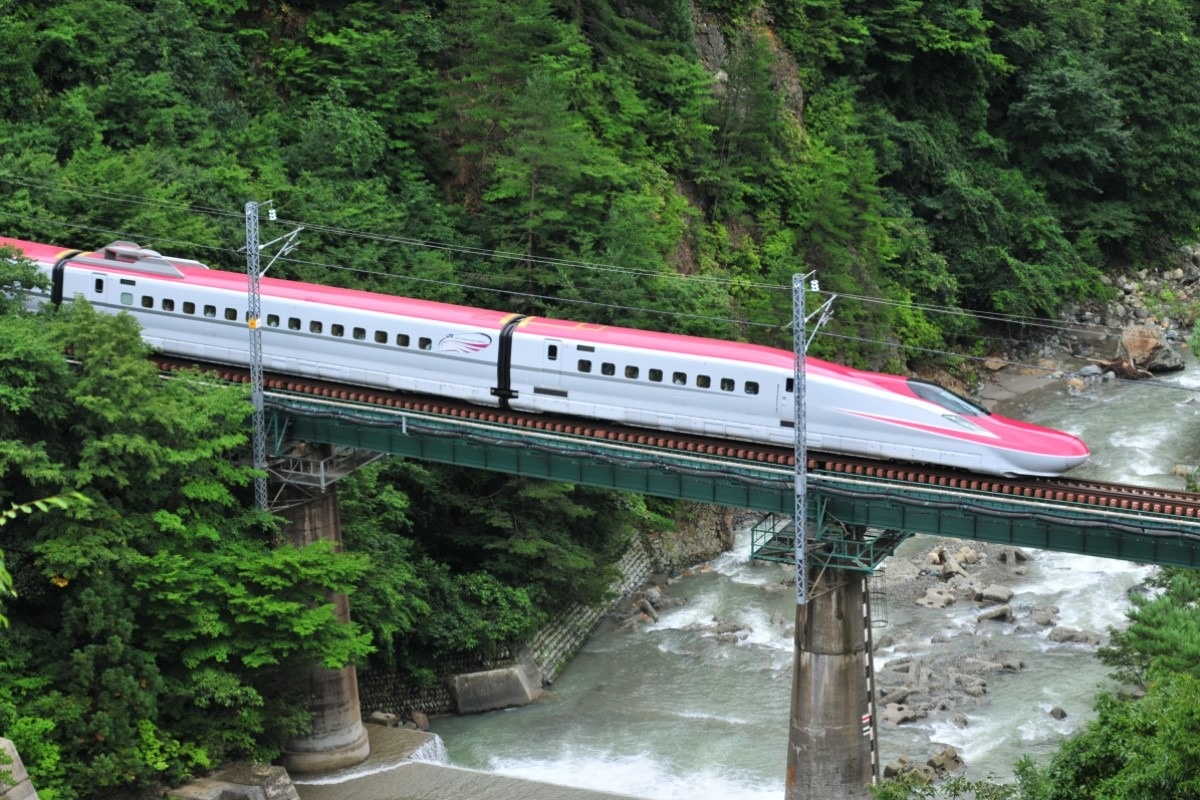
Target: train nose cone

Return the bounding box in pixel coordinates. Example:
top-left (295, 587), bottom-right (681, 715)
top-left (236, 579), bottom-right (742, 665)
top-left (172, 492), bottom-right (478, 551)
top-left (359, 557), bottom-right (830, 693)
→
top-left (1058, 432), bottom-right (1091, 472)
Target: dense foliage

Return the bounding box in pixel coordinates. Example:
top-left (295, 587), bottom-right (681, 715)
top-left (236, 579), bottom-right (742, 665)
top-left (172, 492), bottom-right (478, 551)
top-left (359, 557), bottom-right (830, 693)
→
top-left (3, 0), bottom-right (1200, 797)
top-left (0, 255), bottom-right (374, 797)
top-left (6, 0), bottom-right (1200, 369)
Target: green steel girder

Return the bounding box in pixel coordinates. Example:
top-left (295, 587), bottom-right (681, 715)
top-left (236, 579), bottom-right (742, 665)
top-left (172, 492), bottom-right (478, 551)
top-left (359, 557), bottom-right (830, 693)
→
top-left (266, 394), bottom-right (1200, 570)
top-left (808, 474), bottom-right (1200, 569)
top-left (268, 397), bottom-right (794, 513)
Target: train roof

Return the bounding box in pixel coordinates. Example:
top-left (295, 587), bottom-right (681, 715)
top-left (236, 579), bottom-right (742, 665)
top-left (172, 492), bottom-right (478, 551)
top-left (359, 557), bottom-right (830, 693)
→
top-left (0, 237), bottom-right (77, 264)
top-left (3, 235), bottom-right (879, 382)
top-left (6, 236), bottom-right (517, 330)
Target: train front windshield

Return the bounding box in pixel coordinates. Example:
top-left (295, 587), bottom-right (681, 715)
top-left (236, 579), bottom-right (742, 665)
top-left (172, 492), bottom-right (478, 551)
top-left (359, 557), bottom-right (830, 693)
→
top-left (906, 379), bottom-right (991, 417)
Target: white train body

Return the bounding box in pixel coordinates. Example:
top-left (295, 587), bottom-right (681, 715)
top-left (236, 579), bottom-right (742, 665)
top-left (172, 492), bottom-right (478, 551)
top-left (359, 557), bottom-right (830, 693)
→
top-left (6, 236), bottom-right (1090, 477)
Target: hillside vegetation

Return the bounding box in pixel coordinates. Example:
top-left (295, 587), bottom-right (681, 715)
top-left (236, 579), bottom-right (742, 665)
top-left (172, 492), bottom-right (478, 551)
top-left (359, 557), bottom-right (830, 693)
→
top-left (3, 1), bottom-right (1200, 798)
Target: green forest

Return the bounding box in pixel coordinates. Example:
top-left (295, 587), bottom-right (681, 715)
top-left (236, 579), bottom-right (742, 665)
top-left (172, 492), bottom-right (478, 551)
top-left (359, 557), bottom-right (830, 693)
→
top-left (3, 0), bottom-right (1200, 797)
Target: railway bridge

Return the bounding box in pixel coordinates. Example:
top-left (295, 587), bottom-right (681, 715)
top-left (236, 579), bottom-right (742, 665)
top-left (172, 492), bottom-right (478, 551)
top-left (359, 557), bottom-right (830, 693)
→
top-left (247, 382), bottom-right (1200, 798)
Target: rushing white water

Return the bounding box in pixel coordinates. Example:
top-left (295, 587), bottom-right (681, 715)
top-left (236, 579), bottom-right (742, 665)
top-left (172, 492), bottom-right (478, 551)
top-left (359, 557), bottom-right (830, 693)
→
top-left (420, 352), bottom-right (1200, 798)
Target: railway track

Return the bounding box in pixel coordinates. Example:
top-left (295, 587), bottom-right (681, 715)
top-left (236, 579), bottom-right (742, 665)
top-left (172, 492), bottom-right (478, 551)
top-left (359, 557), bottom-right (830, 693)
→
top-left (157, 358), bottom-right (1200, 522)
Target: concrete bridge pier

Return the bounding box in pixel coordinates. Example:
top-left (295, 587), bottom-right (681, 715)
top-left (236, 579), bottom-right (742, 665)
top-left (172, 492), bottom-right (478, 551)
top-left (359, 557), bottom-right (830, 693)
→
top-left (785, 567), bottom-right (874, 800)
top-left (276, 487), bottom-right (371, 773)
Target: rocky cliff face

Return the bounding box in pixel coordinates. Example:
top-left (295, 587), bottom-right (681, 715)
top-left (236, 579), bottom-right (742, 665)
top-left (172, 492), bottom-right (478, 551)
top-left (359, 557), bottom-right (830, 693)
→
top-left (641, 502), bottom-right (737, 574)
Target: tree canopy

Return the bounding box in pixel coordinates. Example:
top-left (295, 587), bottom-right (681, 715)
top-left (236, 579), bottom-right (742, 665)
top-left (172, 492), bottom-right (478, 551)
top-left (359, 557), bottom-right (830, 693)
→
top-left (5, 1), bottom-right (1200, 797)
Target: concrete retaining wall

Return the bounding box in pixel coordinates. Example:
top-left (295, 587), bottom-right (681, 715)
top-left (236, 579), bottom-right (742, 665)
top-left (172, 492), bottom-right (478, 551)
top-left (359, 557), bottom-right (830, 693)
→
top-left (359, 536), bottom-right (653, 715)
top-left (0, 738), bottom-right (38, 800)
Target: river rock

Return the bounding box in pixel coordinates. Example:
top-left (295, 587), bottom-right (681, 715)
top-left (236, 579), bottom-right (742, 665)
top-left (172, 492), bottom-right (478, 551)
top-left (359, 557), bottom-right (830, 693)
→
top-left (940, 556), bottom-right (969, 579)
top-left (958, 657), bottom-right (1005, 674)
top-left (1029, 604), bottom-right (1060, 625)
top-left (976, 584), bottom-right (1014, 604)
top-left (881, 702), bottom-right (925, 725)
top-left (883, 757), bottom-right (935, 783)
top-left (997, 547), bottom-right (1034, 564)
top-left (927, 745), bottom-right (964, 775)
top-left (956, 546), bottom-right (980, 565)
top-left (977, 603), bottom-right (1013, 623)
top-left (1118, 324), bottom-right (1185, 372)
top-left (1050, 706), bottom-right (1068, 720)
top-left (916, 586), bottom-right (956, 608)
top-left (1047, 626), bottom-right (1104, 645)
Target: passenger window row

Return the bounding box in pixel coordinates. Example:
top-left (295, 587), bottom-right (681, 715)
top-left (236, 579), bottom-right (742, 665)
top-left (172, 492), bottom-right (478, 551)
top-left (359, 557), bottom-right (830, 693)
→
top-left (576, 358), bottom-right (759, 395)
top-left (115, 289), bottom-right (760, 394)
top-left (119, 291), bottom-right (436, 350)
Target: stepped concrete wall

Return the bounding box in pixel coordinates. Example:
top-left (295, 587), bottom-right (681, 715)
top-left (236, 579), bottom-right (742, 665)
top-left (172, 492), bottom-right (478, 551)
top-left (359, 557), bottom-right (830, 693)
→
top-left (359, 537), bottom-right (653, 716)
top-left (0, 738), bottom-right (38, 800)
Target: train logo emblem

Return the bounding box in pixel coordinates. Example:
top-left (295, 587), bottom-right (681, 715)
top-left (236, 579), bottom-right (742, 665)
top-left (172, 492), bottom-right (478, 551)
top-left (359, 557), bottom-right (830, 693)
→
top-left (438, 332), bottom-right (492, 354)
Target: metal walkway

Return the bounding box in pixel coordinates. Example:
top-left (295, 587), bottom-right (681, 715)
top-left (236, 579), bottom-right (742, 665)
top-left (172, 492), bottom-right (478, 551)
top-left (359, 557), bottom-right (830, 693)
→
top-left (265, 391), bottom-right (1200, 570)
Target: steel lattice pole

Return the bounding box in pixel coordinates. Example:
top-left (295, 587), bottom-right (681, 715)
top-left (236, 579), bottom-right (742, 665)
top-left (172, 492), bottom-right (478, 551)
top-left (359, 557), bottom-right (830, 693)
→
top-left (245, 202), bottom-right (268, 511)
top-left (793, 273), bottom-right (808, 605)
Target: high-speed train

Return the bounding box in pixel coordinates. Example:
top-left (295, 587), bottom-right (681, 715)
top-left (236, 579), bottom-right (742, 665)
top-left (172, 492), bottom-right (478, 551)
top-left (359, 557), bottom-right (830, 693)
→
top-left (2, 235), bottom-right (1090, 477)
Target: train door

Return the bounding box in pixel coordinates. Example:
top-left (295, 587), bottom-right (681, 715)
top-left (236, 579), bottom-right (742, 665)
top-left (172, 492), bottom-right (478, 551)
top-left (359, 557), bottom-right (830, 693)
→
top-left (541, 339), bottom-right (564, 393)
top-left (89, 272), bottom-right (113, 310)
top-left (779, 377), bottom-right (796, 430)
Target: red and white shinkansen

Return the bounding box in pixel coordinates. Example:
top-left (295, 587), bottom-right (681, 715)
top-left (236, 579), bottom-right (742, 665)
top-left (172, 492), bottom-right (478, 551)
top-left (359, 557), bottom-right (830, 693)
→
top-left (3, 235), bottom-right (1090, 477)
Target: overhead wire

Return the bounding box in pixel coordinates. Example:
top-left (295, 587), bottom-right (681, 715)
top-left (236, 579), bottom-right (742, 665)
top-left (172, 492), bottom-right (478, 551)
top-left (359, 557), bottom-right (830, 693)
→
top-left (0, 173), bottom-right (1130, 333)
top-left (0, 173), bottom-right (1157, 337)
top-left (2, 174), bottom-right (1195, 395)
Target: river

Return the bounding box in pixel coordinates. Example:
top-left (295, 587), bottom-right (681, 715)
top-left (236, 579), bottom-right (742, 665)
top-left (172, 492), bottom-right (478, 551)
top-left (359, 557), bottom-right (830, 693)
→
top-left (340, 350), bottom-right (1200, 798)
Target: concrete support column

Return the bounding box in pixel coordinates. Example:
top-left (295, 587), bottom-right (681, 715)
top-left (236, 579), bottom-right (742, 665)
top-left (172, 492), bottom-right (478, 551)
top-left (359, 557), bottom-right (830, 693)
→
top-left (277, 488), bottom-right (370, 773)
top-left (785, 568), bottom-right (873, 800)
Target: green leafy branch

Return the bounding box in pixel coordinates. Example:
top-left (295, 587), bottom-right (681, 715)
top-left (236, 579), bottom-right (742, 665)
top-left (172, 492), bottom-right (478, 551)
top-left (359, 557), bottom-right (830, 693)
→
top-left (0, 491), bottom-right (93, 627)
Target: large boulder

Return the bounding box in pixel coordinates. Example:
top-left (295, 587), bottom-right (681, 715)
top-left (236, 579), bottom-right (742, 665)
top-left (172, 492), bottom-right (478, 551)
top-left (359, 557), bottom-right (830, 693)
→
top-left (1118, 325), bottom-right (1185, 372)
top-left (916, 586), bottom-right (956, 609)
top-left (1047, 626), bottom-right (1105, 646)
top-left (976, 584), bottom-right (1014, 605)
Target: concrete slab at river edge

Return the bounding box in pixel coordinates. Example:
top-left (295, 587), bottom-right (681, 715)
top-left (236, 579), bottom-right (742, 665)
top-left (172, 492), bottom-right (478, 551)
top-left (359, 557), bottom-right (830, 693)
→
top-left (291, 725), bottom-right (647, 800)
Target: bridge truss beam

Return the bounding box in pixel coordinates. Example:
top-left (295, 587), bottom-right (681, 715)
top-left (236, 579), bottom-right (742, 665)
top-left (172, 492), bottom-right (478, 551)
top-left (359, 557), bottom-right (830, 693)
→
top-left (266, 393), bottom-right (1200, 571)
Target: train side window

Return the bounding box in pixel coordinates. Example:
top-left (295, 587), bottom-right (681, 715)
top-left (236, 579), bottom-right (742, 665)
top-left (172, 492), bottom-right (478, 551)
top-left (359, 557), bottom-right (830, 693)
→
top-left (745, 381), bottom-right (759, 395)
top-left (265, 313), bottom-right (278, 326)
top-left (353, 327), bottom-right (366, 340)
top-left (203, 305), bottom-right (216, 318)
top-left (697, 375), bottom-right (711, 389)
top-left (162, 298), bottom-right (174, 312)
top-left (120, 292), bottom-right (133, 305)
top-left (285, 316), bottom-right (298, 330)
top-left (649, 369), bottom-right (663, 383)
top-left (332, 324), bottom-right (344, 337)
top-left (419, 337), bottom-right (431, 350)
top-left (548, 345), bottom-right (558, 361)
top-left (786, 378), bottom-right (795, 393)
top-left (721, 378), bottom-right (735, 391)
top-left (397, 333), bottom-right (410, 347)
top-left (601, 362), bottom-right (615, 376)
top-left (185, 302), bottom-right (197, 316)
top-left (94, 278), bottom-right (104, 293)
top-left (375, 330), bottom-right (387, 344)
top-left (310, 321), bottom-right (323, 334)
top-left (140, 295), bottom-right (154, 308)
top-left (229, 308), bottom-right (241, 322)
top-left (625, 366), bottom-right (639, 379)
top-left (672, 371), bottom-right (687, 385)
top-left (578, 360), bottom-right (592, 373)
